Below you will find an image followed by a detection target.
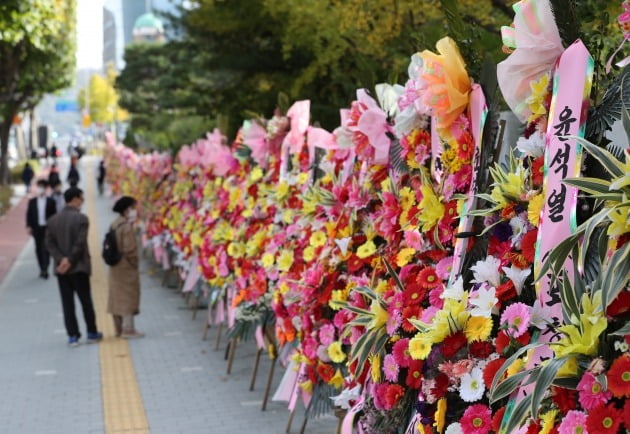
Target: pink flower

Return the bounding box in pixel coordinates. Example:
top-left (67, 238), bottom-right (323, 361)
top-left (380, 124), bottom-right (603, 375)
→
top-left (460, 404), bottom-right (492, 434)
top-left (435, 256), bottom-right (454, 279)
top-left (386, 310), bottom-right (402, 335)
top-left (404, 230), bottom-right (423, 250)
top-left (392, 338), bottom-right (412, 368)
top-left (558, 410), bottom-right (588, 434)
top-left (383, 354), bottom-right (400, 382)
top-left (420, 306), bottom-right (438, 323)
top-left (318, 323), bottom-right (335, 346)
top-left (452, 359), bottom-right (474, 377)
top-left (429, 286), bottom-right (444, 309)
top-left (500, 302), bottom-right (531, 338)
top-left (577, 372), bottom-right (612, 410)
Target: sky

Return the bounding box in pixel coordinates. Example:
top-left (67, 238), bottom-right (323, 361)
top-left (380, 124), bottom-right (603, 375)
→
top-left (76, 0), bottom-right (104, 70)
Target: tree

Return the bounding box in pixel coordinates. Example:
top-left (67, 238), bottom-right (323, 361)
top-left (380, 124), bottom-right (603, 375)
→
top-left (78, 64), bottom-right (128, 125)
top-left (0, 0), bottom-right (76, 184)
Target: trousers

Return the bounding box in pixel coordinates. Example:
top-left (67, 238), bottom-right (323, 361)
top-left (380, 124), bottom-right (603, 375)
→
top-left (57, 272), bottom-right (98, 338)
top-left (112, 315), bottom-right (134, 336)
top-left (32, 226), bottom-right (50, 273)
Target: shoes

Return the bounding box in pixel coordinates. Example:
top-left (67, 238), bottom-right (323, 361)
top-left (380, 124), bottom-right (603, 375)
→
top-left (121, 330), bottom-right (145, 339)
top-left (39, 271), bottom-right (49, 279)
top-left (86, 332), bottom-right (103, 343)
top-left (68, 336), bottom-right (80, 347)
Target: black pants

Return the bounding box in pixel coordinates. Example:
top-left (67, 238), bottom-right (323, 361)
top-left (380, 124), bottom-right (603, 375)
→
top-left (32, 226), bottom-right (50, 273)
top-left (57, 272), bottom-right (98, 338)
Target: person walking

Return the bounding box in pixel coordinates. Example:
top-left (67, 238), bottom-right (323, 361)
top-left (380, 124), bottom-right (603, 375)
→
top-left (97, 160), bottom-right (106, 196)
top-left (48, 163), bottom-right (61, 187)
top-left (67, 160), bottom-right (80, 187)
top-left (26, 179), bottom-right (56, 278)
top-left (107, 196), bottom-right (144, 339)
top-left (45, 187), bottom-right (103, 346)
top-left (21, 162), bottom-right (34, 192)
top-left (50, 179), bottom-right (65, 213)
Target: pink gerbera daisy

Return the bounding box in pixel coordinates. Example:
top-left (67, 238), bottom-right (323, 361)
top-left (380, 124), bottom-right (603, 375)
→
top-left (577, 372), bottom-right (612, 410)
top-left (392, 338), bottom-right (412, 368)
top-left (383, 354), bottom-right (400, 382)
top-left (500, 302), bottom-right (531, 338)
top-left (318, 323), bottom-right (335, 346)
top-left (558, 410), bottom-right (588, 434)
top-left (460, 404), bottom-right (492, 434)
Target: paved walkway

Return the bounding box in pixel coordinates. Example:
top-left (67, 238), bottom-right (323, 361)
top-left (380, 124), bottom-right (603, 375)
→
top-left (0, 157), bottom-right (337, 433)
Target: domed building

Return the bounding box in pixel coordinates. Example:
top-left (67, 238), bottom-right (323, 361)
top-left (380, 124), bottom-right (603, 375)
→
top-left (132, 12), bottom-right (165, 43)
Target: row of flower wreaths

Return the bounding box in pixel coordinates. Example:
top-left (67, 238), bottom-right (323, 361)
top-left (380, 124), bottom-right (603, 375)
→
top-left (104, 1), bottom-right (630, 433)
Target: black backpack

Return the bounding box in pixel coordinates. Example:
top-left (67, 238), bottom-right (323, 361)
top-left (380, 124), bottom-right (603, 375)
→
top-left (102, 224), bottom-right (122, 266)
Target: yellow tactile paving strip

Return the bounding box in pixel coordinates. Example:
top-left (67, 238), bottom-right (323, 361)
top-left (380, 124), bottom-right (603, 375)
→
top-left (86, 163), bottom-right (150, 433)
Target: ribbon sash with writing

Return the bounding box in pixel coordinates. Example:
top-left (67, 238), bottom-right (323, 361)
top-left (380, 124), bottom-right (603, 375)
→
top-left (502, 39), bottom-right (593, 433)
top-left (447, 84), bottom-right (488, 287)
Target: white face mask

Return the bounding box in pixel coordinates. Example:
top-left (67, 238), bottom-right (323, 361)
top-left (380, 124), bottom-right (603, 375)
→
top-left (127, 209), bottom-right (137, 221)
top-left (36, 187), bottom-right (46, 196)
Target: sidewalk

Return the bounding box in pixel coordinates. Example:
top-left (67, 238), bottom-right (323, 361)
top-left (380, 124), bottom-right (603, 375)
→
top-left (0, 157), bottom-right (337, 434)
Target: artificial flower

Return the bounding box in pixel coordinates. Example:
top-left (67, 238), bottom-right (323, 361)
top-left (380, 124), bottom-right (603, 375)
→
top-left (539, 409), bottom-right (558, 434)
top-left (585, 404), bottom-right (621, 434)
top-left (468, 285), bottom-right (498, 318)
top-left (445, 423), bottom-right (463, 434)
top-left (500, 302), bottom-right (531, 338)
top-left (459, 367), bottom-right (485, 402)
top-left (393, 338), bottom-right (412, 367)
top-left (527, 193), bottom-right (544, 226)
top-left (501, 266), bottom-right (531, 295)
top-left (483, 358), bottom-right (505, 389)
top-left (327, 341), bottom-right (345, 363)
top-left (460, 403), bottom-right (492, 434)
top-left (369, 353), bottom-right (382, 383)
top-left (418, 185), bottom-right (445, 231)
top-left (441, 276), bottom-right (465, 301)
top-left (406, 360), bottom-right (424, 389)
top-left (418, 266), bottom-right (440, 289)
top-left (396, 247), bottom-right (417, 267)
top-left (434, 398), bottom-right (447, 433)
top-left (277, 249), bottom-right (294, 272)
top-left (356, 240), bottom-right (377, 259)
top-left (409, 333), bottom-right (433, 360)
top-left (470, 256), bottom-right (502, 287)
top-left (606, 354), bottom-right (630, 398)
top-left (384, 383), bottom-right (405, 410)
top-left (577, 372), bottom-right (612, 410)
top-left (309, 231), bottom-right (327, 247)
top-left (557, 410), bottom-right (588, 434)
top-left (383, 354), bottom-right (400, 382)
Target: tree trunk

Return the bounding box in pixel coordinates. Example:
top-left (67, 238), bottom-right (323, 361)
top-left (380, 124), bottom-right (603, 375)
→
top-left (0, 118), bottom-right (12, 186)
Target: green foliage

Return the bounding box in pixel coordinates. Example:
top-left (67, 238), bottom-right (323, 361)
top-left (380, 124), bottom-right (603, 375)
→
top-left (0, 0), bottom-right (76, 184)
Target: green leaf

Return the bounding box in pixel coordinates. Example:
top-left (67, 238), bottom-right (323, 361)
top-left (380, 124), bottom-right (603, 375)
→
top-left (601, 241), bottom-right (630, 309)
top-left (530, 356), bottom-right (568, 418)
top-left (574, 136), bottom-right (625, 179)
top-left (382, 256), bottom-right (404, 292)
top-left (578, 207), bottom-right (609, 274)
top-left (563, 177), bottom-right (612, 196)
top-left (490, 340), bottom-right (542, 401)
top-left (500, 394), bottom-right (533, 434)
top-left (560, 269), bottom-right (580, 325)
top-left (491, 368), bottom-right (540, 403)
top-left (611, 322), bottom-right (630, 336)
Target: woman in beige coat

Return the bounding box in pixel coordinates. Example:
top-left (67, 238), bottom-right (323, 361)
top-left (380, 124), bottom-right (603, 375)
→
top-left (107, 196), bottom-right (144, 338)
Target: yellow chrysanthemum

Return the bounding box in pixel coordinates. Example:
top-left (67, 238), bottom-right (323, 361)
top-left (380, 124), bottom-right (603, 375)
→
top-left (302, 246), bottom-right (315, 262)
top-left (309, 231), bottom-right (327, 248)
top-left (464, 316), bottom-right (493, 343)
top-left (277, 249), bottom-right (294, 272)
top-left (409, 333), bottom-right (433, 360)
top-left (396, 247), bottom-right (416, 267)
top-left (227, 242), bottom-right (245, 258)
top-left (527, 193), bottom-right (545, 227)
top-left (369, 300), bottom-right (388, 330)
top-left (327, 341), bottom-right (345, 363)
top-left (539, 409), bottom-right (558, 434)
top-left (249, 166), bottom-right (263, 183)
top-left (418, 185), bottom-right (445, 232)
top-left (369, 354), bottom-right (381, 383)
top-left (434, 398), bottom-right (446, 433)
top-left (297, 172), bottom-right (309, 185)
top-left (356, 240), bottom-right (377, 259)
top-left (261, 253), bottom-right (275, 268)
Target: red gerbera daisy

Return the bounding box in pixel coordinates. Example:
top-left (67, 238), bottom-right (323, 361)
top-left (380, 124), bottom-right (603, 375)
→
top-left (606, 290), bottom-right (630, 317)
top-left (625, 400), bottom-right (630, 430)
top-left (404, 283), bottom-right (427, 305)
top-left (607, 354), bottom-right (630, 398)
top-left (460, 404), bottom-right (492, 434)
top-left (521, 229), bottom-right (538, 264)
top-left (401, 305), bottom-right (422, 333)
top-left (392, 338), bottom-right (412, 368)
top-left (469, 340), bottom-right (494, 359)
top-left (551, 386), bottom-right (578, 414)
top-left (441, 331), bottom-right (467, 358)
top-left (405, 360), bottom-right (423, 389)
top-left (384, 383), bottom-right (405, 410)
top-left (431, 372), bottom-right (449, 399)
top-left (417, 267), bottom-right (440, 289)
top-left (492, 406), bottom-right (506, 433)
top-left (585, 403), bottom-right (622, 434)
top-left (483, 357), bottom-right (506, 389)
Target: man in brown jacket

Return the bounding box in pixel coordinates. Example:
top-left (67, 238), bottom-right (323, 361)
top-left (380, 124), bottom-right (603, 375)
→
top-left (46, 187), bottom-right (103, 347)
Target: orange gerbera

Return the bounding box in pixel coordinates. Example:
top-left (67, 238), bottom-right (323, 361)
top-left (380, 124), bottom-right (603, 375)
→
top-left (607, 354), bottom-right (630, 398)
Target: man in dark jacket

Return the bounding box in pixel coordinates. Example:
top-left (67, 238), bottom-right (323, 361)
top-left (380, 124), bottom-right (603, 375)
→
top-left (45, 187), bottom-right (102, 346)
top-left (26, 179), bottom-right (56, 278)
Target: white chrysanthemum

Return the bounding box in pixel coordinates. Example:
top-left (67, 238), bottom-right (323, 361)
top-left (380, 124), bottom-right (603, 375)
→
top-left (459, 367), bottom-right (485, 402)
top-left (469, 284), bottom-right (498, 318)
top-left (445, 422), bottom-right (464, 434)
top-left (441, 276), bottom-right (465, 301)
top-left (470, 256), bottom-right (502, 287)
top-left (502, 265), bottom-right (531, 294)
top-left (516, 131), bottom-right (545, 158)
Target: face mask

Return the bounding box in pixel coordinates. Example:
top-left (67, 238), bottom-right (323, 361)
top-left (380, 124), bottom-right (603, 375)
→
top-left (127, 209), bottom-right (138, 221)
top-left (36, 187), bottom-right (46, 196)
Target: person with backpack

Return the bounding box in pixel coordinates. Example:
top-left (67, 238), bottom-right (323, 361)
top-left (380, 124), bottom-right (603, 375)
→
top-left (106, 196), bottom-right (143, 339)
top-left (45, 187), bottom-right (103, 346)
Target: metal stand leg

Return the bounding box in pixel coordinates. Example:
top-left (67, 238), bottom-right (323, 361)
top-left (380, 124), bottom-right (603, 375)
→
top-left (298, 416), bottom-right (308, 434)
top-left (261, 356), bottom-right (277, 411)
top-left (226, 338), bottom-right (237, 374)
top-left (249, 348), bottom-right (263, 391)
top-left (191, 293), bottom-right (201, 320)
top-left (214, 322), bottom-right (223, 351)
top-left (286, 409), bottom-right (296, 433)
top-left (202, 322), bottom-right (211, 340)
